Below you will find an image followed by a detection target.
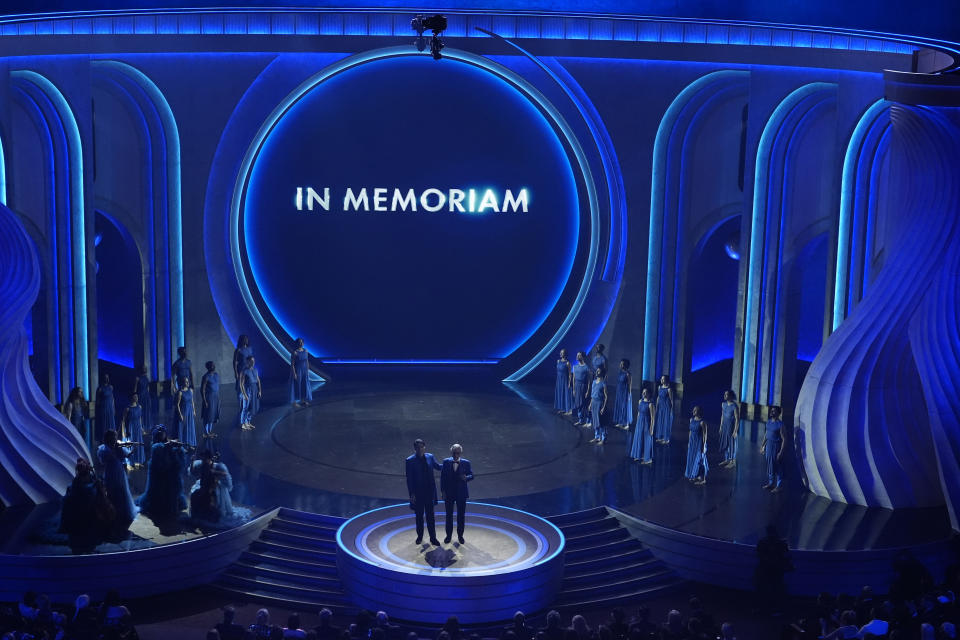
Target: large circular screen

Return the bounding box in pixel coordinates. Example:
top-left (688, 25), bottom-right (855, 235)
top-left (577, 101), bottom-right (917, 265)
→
top-left (240, 53), bottom-right (580, 361)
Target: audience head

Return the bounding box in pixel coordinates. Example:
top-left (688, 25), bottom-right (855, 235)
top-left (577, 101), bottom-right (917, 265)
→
top-left (371, 628), bottom-right (385, 640)
top-left (571, 615), bottom-right (588, 634)
top-left (208, 630), bottom-right (221, 640)
top-left (942, 623), bottom-right (957, 639)
top-left (75, 594), bottom-right (90, 612)
top-left (546, 610), bottom-right (561, 629)
top-left (256, 608), bottom-right (270, 625)
top-left (437, 633), bottom-right (450, 640)
top-left (921, 623), bottom-right (935, 640)
top-left (287, 613), bottom-right (301, 630)
top-left (720, 622), bottom-right (735, 639)
top-left (406, 633), bottom-right (418, 640)
top-left (222, 605), bottom-right (235, 623)
top-left (319, 608), bottom-right (333, 624)
top-left (666, 610), bottom-right (682, 632)
top-left (444, 615), bottom-right (460, 632)
top-left (635, 606), bottom-right (649, 621)
top-left (513, 611), bottom-right (525, 625)
top-left (376, 611), bottom-right (389, 625)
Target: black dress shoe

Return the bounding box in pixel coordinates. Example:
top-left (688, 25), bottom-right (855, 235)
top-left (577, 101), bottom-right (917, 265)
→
top-left (457, 536), bottom-right (465, 544)
top-left (415, 535), bottom-right (423, 544)
top-left (443, 535), bottom-right (452, 544)
top-left (430, 538), bottom-right (441, 546)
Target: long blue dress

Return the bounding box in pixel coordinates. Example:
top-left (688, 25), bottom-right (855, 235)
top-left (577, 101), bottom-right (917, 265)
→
top-left (95, 384), bottom-right (116, 445)
top-left (138, 441), bottom-right (187, 521)
top-left (177, 388), bottom-right (197, 447)
top-left (554, 359), bottom-right (572, 412)
top-left (240, 366), bottom-right (260, 424)
top-left (612, 370), bottom-right (633, 426)
top-left (289, 348), bottom-right (313, 404)
top-left (655, 385), bottom-right (674, 443)
top-left (572, 363), bottom-right (591, 424)
top-left (135, 374), bottom-right (152, 427)
top-left (123, 404), bottom-right (145, 466)
top-left (190, 459), bottom-right (235, 523)
top-left (684, 418), bottom-right (708, 479)
top-left (97, 443), bottom-right (137, 530)
top-left (718, 401), bottom-right (738, 463)
top-left (629, 399), bottom-right (654, 462)
top-left (171, 357), bottom-right (193, 392)
top-left (590, 378), bottom-right (606, 443)
top-left (200, 372), bottom-right (220, 454)
top-left (764, 420), bottom-right (784, 488)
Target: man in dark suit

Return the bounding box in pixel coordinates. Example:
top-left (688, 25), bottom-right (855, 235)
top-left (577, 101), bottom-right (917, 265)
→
top-left (405, 438), bottom-right (442, 545)
top-left (440, 443), bottom-right (474, 544)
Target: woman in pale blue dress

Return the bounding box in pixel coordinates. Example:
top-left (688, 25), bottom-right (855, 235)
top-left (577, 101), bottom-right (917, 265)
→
top-left (175, 376), bottom-right (198, 448)
top-left (240, 356), bottom-right (262, 430)
top-left (97, 429), bottom-right (137, 535)
top-left (572, 352), bottom-right (591, 426)
top-left (760, 406), bottom-right (786, 492)
top-left (289, 338), bottom-right (313, 406)
top-left (655, 375), bottom-right (674, 443)
top-left (629, 387), bottom-right (656, 464)
top-left (120, 394), bottom-right (145, 467)
top-left (133, 366), bottom-right (152, 429)
top-left (588, 368), bottom-right (608, 444)
top-left (200, 362), bottom-right (221, 455)
top-left (554, 349), bottom-right (573, 414)
top-left (684, 406), bottom-right (708, 484)
top-left (95, 374), bottom-right (116, 446)
top-left (190, 450), bottom-right (235, 524)
top-left (233, 334), bottom-right (253, 397)
top-left (612, 359), bottom-right (633, 428)
top-left (718, 390), bottom-right (740, 467)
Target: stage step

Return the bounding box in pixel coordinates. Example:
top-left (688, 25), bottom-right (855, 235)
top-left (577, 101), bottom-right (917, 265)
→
top-left (217, 509), bottom-right (348, 609)
top-left (551, 506), bottom-right (683, 609)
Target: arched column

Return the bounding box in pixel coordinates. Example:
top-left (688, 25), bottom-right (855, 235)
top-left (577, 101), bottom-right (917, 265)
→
top-left (642, 70), bottom-right (749, 386)
top-left (11, 69), bottom-right (90, 401)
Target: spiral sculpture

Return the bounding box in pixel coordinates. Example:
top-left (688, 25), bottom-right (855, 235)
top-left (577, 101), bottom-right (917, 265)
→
top-left (0, 202), bottom-right (89, 506)
top-left (795, 105), bottom-right (960, 519)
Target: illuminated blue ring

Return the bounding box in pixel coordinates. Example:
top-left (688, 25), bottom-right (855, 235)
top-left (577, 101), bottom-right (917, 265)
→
top-left (336, 501), bottom-right (565, 579)
top-left (369, 519), bottom-right (535, 574)
top-left (229, 46), bottom-right (599, 379)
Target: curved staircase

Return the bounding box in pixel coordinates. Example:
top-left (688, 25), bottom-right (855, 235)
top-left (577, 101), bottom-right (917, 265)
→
top-left (547, 507), bottom-right (683, 610)
top-left (216, 506), bottom-right (682, 618)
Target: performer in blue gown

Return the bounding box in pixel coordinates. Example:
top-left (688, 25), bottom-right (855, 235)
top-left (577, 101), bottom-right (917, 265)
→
top-left (63, 387), bottom-right (90, 451)
top-left (240, 356), bottom-right (261, 430)
top-left (133, 366), bottom-right (152, 430)
top-left (684, 406), bottom-right (708, 484)
top-left (175, 376), bottom-right (198, 448)
top-left (94, 374), bottom-right (116, 446)
top-left (629, 387), bottom-right (656, 464)
top-left (591, 344), bottom-right (608, 376)
top-left (655, 375), bottom-right (674, 444)
top-left (760, 406), bottom-right (785, 492)
top-left (190, 450), bottom-right (236, 524)
top-left (588, 368), bottom-right (608, 444)
top-left (612, 359), bottom-right (633, 428)
top-left (554, 349), bottom-right (573, 414)
top-left (120, 394), bottom-right (145, 467)
top-left (233, 334), bottom-right (252, 398)
top-left (718, 390), bottom-right (741, 468)
top-left (289, 338), bottom-right (312, 407)
top-left (200, 362), bottom-right (221, 455)
top-left (171, 346), bottom-right (193, 395)
top-left (572, 352), bottom-right (591, 426)
top-left (138, 426), bottom-right (188, 522)
top-left (97, 430), bottom-right (137, 535)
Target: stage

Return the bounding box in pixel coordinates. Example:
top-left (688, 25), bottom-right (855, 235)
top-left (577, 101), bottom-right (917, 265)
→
top-left (219, 367), bottom-right (952, 552)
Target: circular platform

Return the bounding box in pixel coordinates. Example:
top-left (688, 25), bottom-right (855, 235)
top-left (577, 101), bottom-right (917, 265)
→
top-left (335, 503), bottom-right (565, 623)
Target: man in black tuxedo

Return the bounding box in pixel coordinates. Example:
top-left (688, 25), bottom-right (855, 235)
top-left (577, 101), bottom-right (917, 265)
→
top-left (405, 438), bottom-right (442, 545)
top-left (440, 443), bottom-right (474, 544)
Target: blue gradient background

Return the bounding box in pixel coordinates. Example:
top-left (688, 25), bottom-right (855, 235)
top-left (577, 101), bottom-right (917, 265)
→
top-left (242, 56), bottom-right (579, 360)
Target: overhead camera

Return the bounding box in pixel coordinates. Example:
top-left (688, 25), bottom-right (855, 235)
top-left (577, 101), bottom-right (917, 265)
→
top-left (411, 14), bottom-right (447, 60)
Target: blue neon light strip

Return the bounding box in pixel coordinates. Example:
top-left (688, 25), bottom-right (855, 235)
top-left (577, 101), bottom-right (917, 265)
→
top-left (832, 99), bottom-right (888, 332)
top-left (643, 70), bottom-right (748, 382)
top-left (741, 82), bottom-right (834, 401)
top-left (0, 9), bottom-right (947, 66)
top-left (0, 131), bottom-right (6, 206)
top-left (324, 359), bottom-right (499, 365)
top-left (93, 60), bottom-right (185, 350)
top-left (13, 70), bottom-right (88, 396)
top-left (229, 46), bottom-right (599, 381)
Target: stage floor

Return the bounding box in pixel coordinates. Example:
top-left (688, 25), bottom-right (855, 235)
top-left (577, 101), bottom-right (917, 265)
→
top-left (216, 367), bottom-right (951, 552)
